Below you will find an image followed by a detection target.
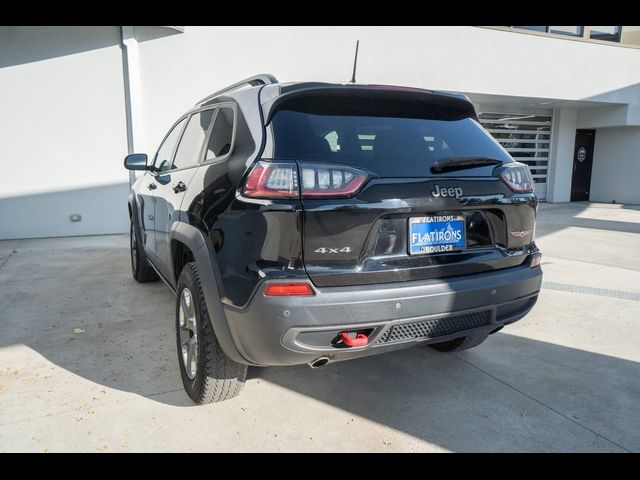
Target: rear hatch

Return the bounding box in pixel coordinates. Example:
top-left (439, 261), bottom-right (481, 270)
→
top-left (265, 87), bottom-right (538, 287)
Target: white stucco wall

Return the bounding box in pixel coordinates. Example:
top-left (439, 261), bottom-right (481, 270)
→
top-left (590, 127), bottom-right (640, 204)
top-left (0, 26), bottom-right (129, 239)
top-left (3, 26), bottom-right (640, 239)
top-left (136, 26), bottom-right (640, 156)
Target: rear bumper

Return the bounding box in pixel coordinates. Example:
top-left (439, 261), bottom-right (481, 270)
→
top-left (223, 258), bottom-right (543, 366)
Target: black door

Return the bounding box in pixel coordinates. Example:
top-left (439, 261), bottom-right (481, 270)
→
top-left (153, 109), bottom-right (215, 281)
top-left (571, 129), bottom-right (595, 201)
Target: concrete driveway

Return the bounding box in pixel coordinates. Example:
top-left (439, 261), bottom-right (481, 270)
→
top-left (1, 202), bottom-right (639, 452)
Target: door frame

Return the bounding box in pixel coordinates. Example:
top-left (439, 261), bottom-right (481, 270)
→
top-left (570, 129), bottom-right (596, 202)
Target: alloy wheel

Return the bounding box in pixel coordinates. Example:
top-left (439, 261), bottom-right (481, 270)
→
top-left (178, 288), bottom-right (198, 379)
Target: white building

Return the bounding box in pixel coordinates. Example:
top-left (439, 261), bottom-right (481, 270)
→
top-left (1, 25), bottom-right (639, 239)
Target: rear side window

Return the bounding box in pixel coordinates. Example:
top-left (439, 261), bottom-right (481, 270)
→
top-left (271, 96), bottom-right (511, 177)
top-left (205, 107), bottom-right (235, 161)
top-left (172, 109), bottom-right (215, 170)
top-left (155, 117), bottom-right (187, 173)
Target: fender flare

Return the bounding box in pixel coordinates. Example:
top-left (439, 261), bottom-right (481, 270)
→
top-left (170, 222), bottom-right (251, 365)
top-left (128, 193), bottom-right (144, 251)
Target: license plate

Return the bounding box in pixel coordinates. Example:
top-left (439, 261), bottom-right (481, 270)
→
top-left (409, 215), bottom-right (465, 255)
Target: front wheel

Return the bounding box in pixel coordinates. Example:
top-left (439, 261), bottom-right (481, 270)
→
top-left (176, 262), bottom-right (247, 404)
top-left (429, 332), bottom-right (489, 352)
top-left (130, 221), bottom-right (158, 283)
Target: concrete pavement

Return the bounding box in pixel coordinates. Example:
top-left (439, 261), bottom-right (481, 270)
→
top-left (0, 202), bottom-right (639, 452)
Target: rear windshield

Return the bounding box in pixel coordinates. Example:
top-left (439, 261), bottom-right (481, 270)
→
top-left (271, 96), bottom-right (512, 177)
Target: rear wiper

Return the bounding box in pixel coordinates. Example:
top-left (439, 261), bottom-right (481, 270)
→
top-left (431, 156), bottom-right (503, 173)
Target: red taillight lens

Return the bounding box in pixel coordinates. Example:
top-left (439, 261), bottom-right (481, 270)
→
top-left (499, 163), bottom-right (534, 193)
top-left (242, 161), bottom-right (368, 199)
top-left (264, 283), bottom-right (315, 296)
top-left (242, 161), bottom-right (299, 198)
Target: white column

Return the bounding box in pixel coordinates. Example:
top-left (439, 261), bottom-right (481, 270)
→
top-left (547, 107), bottom-right (577, 203)
top-left (121, 26), bottom-right (145, 187)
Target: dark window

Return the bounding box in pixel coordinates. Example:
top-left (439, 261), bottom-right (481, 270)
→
top-left (155, 117), bottom-right (187, 173)
top-left (173, 110), bottom-right (215, 170)
top-left (205, 107), bottom-right (235, 161)
top-left (589, 26), bottom-right (621, 42)
top-left (271, 96), bottom-right (511, 177)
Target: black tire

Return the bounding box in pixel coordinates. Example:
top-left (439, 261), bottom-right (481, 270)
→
top-left (130, 220), bottom-right (158, 283)
top-left (429, 332), bottom-right (489, 352)
top-left (176, 262), bottom-right (247, 404)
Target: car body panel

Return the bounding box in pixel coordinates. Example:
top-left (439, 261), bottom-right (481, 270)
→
top-left (127, 78), bottom-right (542, 366)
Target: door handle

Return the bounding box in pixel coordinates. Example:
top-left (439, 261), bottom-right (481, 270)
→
top-left (172, 181), bottom-right (187, 193)
top-left (147, 183), bottom-right (157, 190)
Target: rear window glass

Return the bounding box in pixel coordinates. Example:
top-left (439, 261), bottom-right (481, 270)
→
top-left (271, 96), bottom-right (511, 177)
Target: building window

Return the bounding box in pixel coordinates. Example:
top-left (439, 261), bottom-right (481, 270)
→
top-left (478, 111), bottom-right (552, 200)
top-left (549, 26), bottom-right (583, 37)
top-left (512, 26), bottom-right (584, 37)
top-left (503, 26), bottom-right (640, 47)
top-left (589, 26), bottom-right (621, 42)
top-left (512, 26), bottom-right (547, 33)
top-left (621, 26), bottom-right (640, 46)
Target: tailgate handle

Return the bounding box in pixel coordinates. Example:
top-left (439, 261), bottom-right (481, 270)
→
top-left (339, 331), bottom-right (369, 347)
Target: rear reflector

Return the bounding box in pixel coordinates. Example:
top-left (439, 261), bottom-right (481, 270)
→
top-left (264, 283), bottom-right (315, 296)
top-left (531, 253), bottom-right (542, 268)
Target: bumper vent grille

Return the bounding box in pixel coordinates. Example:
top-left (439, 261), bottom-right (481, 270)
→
top-left (376, 311), bottom-right (491, 344)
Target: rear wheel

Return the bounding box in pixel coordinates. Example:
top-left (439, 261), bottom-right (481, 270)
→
top-left (429, 332), bottom-right (489, 352)
top-left (176, 262), bottom-right (247, 404)
top-left (130, 220), bottom-right (158, 283)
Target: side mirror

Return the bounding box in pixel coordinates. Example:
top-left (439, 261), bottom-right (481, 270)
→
top-left (124, 153), bottom-right (149, 171)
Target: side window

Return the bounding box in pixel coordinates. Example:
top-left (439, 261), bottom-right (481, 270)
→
top-left (324, 131), bottom-right (340, 152)
top-left (172, 110), bottom-right (215, 170)
top-left (205, 107), bottom-right (235, 161)
top-left (155, 117), bottom-right (187, 173)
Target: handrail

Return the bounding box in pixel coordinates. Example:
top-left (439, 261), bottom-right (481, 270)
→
top-left (195, 74), bottom-right (278, 106)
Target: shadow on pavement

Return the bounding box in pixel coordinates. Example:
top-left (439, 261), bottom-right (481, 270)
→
top-left (1, 205), bottom-right (639, 450)
top-left (250, 332), bottom-right (638, 452)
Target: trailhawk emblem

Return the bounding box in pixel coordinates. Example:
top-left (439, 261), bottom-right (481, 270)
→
top-left (431, 185), bottom-right (463, 199)
top-left (510, 229), bottom-right (532, 238)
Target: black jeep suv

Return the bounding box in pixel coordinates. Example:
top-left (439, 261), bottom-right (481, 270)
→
top-left (125, 74), bottom-right (542, 404)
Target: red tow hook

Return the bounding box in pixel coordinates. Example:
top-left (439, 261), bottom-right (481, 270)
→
top-left (339, 331), bottom-right (369, 347)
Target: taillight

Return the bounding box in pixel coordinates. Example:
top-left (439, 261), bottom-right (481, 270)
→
top-left (264, 282), bottom-right (315, 296)
top-left (242, 161), bottom-right (368, 199)
top-left (242, 161), bottom-right (299, 198)
top-left (299, 163), bottom-right (367, 198)
top-left (498, 163), bottom-right (534, 193)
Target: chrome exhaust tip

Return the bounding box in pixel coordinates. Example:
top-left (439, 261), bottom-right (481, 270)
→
top-left (308, 356), bottom-right (330, 369)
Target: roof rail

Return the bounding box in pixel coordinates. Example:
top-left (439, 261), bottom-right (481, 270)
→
top-left (195, 74), bottom-right (279, 106)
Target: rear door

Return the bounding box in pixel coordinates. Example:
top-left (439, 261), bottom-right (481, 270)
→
top-left (269, 91), bottom-right (532, 287)
top-left (143, 116), bottom-right (188, 259)
top-left (152, 109), bottom-right (215, 281)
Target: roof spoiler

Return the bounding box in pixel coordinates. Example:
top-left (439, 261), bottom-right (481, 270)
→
top-left (262, 84), bottom-right (478, 124)
top-left (195, 74), bottom-right (278, 106)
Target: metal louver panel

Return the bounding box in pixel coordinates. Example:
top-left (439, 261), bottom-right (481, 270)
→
top-left (479, 112), bottom-right (552, 200)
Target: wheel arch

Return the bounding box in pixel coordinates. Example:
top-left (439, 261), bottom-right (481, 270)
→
top-left (128, 193), bottom-right (143, 244)
top-left (170, 222), bottom-right (250, 365)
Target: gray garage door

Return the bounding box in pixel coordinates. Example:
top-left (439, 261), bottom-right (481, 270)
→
top-left (479, 112), bottom-right (552, 200)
